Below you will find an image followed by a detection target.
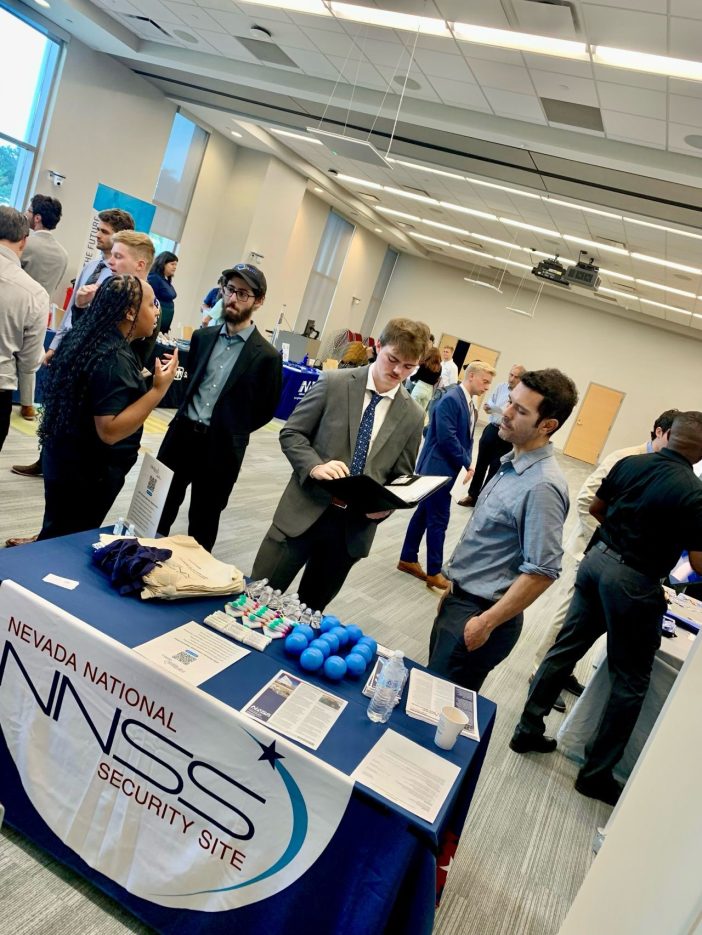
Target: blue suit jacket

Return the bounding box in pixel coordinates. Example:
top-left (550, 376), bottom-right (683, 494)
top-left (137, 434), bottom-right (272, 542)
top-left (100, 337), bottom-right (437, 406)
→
top-left (416, 384), bottom-right (474, 480)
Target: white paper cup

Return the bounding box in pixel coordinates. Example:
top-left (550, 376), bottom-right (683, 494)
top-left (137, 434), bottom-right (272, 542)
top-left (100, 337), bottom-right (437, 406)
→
top-left (434, 706), bottom-right (470, 751)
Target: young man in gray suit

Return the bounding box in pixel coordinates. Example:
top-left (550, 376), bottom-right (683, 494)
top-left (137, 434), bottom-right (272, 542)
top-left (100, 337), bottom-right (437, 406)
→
top-left (252, 317), bottom-right (428, 611)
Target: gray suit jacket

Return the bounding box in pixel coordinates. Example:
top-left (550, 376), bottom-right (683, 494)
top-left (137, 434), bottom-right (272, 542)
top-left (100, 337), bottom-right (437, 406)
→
top-left (271, 365), bottom-right (424, 558)
top-left (21, 230), bottom-right (69, 299)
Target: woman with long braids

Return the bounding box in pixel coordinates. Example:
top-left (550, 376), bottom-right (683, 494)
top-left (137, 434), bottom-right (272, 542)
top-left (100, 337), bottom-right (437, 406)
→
top-left (37, 274), bottom-right (178, 539)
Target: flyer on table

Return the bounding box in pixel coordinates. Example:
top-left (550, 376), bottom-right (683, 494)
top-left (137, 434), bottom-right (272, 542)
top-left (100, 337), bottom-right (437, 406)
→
top-left (134, 621), bottom-right (248, 685)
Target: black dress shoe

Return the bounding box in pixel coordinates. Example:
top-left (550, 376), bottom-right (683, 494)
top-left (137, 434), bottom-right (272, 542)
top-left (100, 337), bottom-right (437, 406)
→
top-left (563, 674), bottom-right (585, 696)
top-left (552, 693), bottom-right (566, 713)
top-left (509, 729), bottom-right (557, 755)
top-left (574, 774), bottom-right (623, 807)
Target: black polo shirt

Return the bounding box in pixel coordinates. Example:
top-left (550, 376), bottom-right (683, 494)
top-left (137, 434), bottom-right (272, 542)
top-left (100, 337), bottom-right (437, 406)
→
top-left (594, 448), bottom-right (702, 578)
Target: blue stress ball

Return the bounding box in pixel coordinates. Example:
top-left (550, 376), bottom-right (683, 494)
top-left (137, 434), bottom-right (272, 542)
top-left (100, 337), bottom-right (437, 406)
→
top-left (331, 626), bottom-right (349, 648)
top-left (295, 624), bottom-right (315, 643)
top-left (345, 624), bottom-right (363, 644)
top-left (309, 637), bottom-right (331, 659)
top-left (285, 632), bottom-right (309, 656)
top-left (357, 636), bottom-right (378, 656)
top-left (320, 614), bottom-right (340, 633)
top-left (299, 647), bottom-right (325, 672)
top-left (319, 631), bottom-right (339, 653)
top-left (323, 655), bottom-right (347, 680)
top-left (353, 642), bottom-right (373, 664)
top-left (345, 652), bottom-right (367, 678)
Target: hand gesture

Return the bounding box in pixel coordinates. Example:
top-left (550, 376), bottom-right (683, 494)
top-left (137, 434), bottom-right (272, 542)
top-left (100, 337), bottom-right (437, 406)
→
top-left (153, 349), bottom-right (179, 392)
top-left (310, 460), bottom-right (350, 481)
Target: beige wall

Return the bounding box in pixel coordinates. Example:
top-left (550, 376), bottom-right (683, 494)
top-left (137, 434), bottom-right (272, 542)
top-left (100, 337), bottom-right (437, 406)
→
top-left (376, 253), bottom-right (700, 455)
top-left (325, 222), bottom-right (389, 338)
top-left (275, 190), bottom-right (329, 331)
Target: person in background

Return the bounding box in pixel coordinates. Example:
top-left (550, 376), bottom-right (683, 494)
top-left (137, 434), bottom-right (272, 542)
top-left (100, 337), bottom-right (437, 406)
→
top-left (19, 194), bottom-right (69, 421)
top-left (202, 276), bottom-right (224, 325)
top-left (148, 251), bottom-right (178, 334)
top-left (437, 346), bottom-right (459, 389)
top-left (409, 347), bottom-right (442, 412)
top-left (338, 341), bottom-right (369, 368)
top-left (36, 275), bottom-right (177, 540)
top-left (0, 207), bottom-right (48, 452)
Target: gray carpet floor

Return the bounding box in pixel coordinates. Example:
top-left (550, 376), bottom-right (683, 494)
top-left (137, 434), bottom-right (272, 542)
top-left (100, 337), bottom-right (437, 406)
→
top-left (0, 408), bottom-right (611, 935)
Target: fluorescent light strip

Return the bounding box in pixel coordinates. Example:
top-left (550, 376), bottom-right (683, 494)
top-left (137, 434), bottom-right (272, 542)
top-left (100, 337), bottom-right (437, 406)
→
top-left (440, 201), bottom-right (497, 221)
top-left (500, 217), bottom-right (560, 238)
top-left (500, 258), bottom-right (534, 271)
top-left (331, 1), bottom-right (450, 36)
top-left (640, 297), bottom-right (692, 314)
top-left (477, 233), bottom-right (526, 251)
top-left (385, 186), bottom-right (439, 205)
top-left (385, 158), bottom-right (464, 180)
top-left (376, 207), bottom-right (421, 221)
top-left (422, 219), bottom-right (474, 236)
top-left (410, 233), bottom-right (449, 246)
top-left (635, 278), bottom-right (696, 299)
top-left (242, 0), bottom-right (329, 14)
top-left (546, 198), bottom-right (621, 220)
top-left (452, 23), bottom-right (587, 60)
top-left (624, 217), bottom-right (702, 242)
top-left (594, 46), bottom-right (702, 82)
top-left (630, 253), bottom-right (702, 275)
top-left (467, 177), bottom-right (541, 199)
top-left (564, 235), bottom-right (628, 256)
top-left (336, 173), bottom-right (383, 190)
top-left (599, 286), bottom-right (639, 300)
top-left (600, 268), bottom-right (634, 282)
top-left (693, 313), bottom-right (702, 320)
top-left (270, 128), bottom-right (324, 144)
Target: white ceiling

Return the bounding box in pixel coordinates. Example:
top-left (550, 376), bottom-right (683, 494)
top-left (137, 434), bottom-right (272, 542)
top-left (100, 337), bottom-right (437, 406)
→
top-left (34, 0), bottom-right (702, 339)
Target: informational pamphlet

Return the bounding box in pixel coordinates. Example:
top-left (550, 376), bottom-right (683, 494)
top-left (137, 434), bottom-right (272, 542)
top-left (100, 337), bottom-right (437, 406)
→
top-left (351, 729), bottom-right (460, 824)
top-left (241, 670), bottom-right (347, 750)
top-left (134, 621), bottom-right (248, 686)
top-left (126, 453), bottom-right (174, 537)
top-left (406, 669), bottom-right (480, 742)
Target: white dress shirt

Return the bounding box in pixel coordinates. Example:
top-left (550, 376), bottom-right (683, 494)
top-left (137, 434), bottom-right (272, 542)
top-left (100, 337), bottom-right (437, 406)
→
top-left (365, 364), bottom-right (400, 448)
top-left (0, 244), bottom-right (49, 390)
top-left (438, 358), bottom-right (458, 389)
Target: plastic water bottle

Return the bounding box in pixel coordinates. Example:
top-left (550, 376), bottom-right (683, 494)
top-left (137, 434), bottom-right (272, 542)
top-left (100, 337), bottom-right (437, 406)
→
top-left (299, 606), bottom-right (313, 627)
top-left (367, 651), bottom-right (407, 724)
top-left (311, 610), bottom-right (322, 630)
top-left (112, 516), bottom-right (125, 536)
top-left (247, 577), bottom-right (268, 600)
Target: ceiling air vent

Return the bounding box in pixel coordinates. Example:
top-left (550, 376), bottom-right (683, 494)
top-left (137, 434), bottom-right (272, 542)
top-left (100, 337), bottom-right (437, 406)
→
top-left (460, 239), bottom-right (485, 250)
top-left (541, 98), bottom-right (604, 132)
top-left (236, 37), bottom-right (299, 68)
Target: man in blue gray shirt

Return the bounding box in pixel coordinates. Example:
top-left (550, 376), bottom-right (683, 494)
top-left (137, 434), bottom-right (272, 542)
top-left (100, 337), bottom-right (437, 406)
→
top-left (427, 369), bottom-right (578, 691)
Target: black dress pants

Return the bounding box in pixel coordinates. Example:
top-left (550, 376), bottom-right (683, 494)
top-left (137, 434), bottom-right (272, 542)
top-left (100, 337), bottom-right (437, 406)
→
top-left (0, 390), bottom-right (12, 454)
top-left (467, 421), bottom-right (511, 501)
top-left (157, 418), bottom-right (247, 553)
top-left (518, 545), bottom-right (665, 786)
top-left (252, 507), bottom-right (361, 612)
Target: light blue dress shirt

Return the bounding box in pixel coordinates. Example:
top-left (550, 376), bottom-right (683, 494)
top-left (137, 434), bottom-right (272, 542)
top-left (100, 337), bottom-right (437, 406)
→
top-left (445, 443), bottom-right (570, 600)
top-left (186, 323), bottom-right (255, 426)
top-left (484, 381), bottom-right (510, 426)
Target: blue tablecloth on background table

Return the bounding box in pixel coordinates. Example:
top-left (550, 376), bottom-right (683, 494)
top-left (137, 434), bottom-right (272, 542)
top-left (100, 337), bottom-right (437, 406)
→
top-left (0, 531), bottom-right (496, 935)
top-left (11, 329), bottom-right (55, 406)
top-left (274, 363), bottom-right (321, 421)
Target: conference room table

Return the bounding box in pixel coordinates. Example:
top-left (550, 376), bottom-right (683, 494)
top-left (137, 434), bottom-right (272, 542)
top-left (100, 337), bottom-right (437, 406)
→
top-left (274, 362), bottom-right (321, 421)
top-left (0, 531), bottom-right (496, 935)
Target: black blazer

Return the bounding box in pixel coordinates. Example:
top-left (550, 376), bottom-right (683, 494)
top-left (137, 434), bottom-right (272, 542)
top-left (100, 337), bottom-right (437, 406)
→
top-left (176, 324), bottom-right (282, 444)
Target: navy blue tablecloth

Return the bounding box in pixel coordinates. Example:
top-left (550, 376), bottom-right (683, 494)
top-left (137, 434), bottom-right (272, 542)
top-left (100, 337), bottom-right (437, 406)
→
top-left (274, 363), bottom-right (321, 421)
top-left (0, 531), bottom-right (495, 935)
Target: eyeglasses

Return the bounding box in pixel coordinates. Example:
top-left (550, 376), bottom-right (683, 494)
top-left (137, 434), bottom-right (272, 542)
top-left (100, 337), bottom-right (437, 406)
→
top-left (223, 284), bottom-right (255, 300)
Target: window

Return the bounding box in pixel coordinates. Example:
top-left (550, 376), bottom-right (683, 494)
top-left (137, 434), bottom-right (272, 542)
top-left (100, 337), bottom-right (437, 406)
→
top-left (296, 210), bottom-right (354, 333)
top-left (360, 247), bottom-right (398, 339)
top-left (0, 4), bottom-right (61, 206)
top-left (152, 111), bottom-right (208, 247)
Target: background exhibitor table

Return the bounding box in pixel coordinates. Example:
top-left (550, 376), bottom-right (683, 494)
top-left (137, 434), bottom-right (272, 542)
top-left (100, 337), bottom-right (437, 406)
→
top-left (0, 531), bottom-right (496, 935)
top-left (274, 362), bottom-right (320, 421)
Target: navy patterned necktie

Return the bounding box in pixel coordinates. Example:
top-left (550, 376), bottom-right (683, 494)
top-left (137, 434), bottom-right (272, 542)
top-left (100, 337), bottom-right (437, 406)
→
top-left (85, 259), bottom-right (107, 286)
top-left (350, 391), bottom-right (383, 476)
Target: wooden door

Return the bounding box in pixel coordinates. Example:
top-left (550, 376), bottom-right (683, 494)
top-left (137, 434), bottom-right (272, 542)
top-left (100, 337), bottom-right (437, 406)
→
top-left (564, 383), bottom-right (625, 464)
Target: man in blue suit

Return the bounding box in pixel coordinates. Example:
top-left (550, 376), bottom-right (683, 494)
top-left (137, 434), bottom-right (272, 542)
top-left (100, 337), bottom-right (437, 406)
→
top-left (398, 360), bottom-right (496, 590)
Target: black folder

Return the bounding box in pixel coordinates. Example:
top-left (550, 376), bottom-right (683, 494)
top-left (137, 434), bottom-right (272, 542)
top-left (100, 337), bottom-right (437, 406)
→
top-left (317, 473), bottom-right (451, 512)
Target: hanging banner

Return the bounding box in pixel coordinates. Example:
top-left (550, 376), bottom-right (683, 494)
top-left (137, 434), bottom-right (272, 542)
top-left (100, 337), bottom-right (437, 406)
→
top-left (0, 580), bottom-right (352, 911)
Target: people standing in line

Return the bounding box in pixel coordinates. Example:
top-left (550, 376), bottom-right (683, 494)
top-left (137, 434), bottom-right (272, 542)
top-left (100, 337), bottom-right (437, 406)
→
top-left (458, 364), bottom-right (526, 508)
top-left (157, 264), bottom-right (282, 554)
top-left (0, 207), bottom-right (49, 453)
top-left (409, 347), bottom-right (443, 412)
top-left (529, 408), bottom-right (679, 714)
top-left (427, 369), bottom-right (578, 692)
top-left (511, 411), bottom-right (702, 807)
top-left (148, 251), bottom-right (178, 334)
top-left (36, 275), bottom-right (177, 540)
top-left (437, 346), bottom-right (459, 389)
top-left (19, 194), bottom-right (69, 421)
top-left (251, 318), bottom-right (428, 612)
top-left (399, 360), bottom-right (496, 591)
top-left (10, 208), bottom-right (135, 483)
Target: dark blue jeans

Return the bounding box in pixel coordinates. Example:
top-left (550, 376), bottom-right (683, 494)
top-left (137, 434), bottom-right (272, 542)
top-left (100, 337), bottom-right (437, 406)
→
top-left (400, 485), bottom-right (452, 576)
top-left (518, 545), bottom-right (664, 785)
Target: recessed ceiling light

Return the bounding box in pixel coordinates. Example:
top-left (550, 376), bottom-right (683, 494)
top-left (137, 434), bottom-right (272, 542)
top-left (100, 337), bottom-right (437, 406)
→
top-left (564, 235), bottom-right (628, 256)
top-left (501, 218), bottom-right (560, 238)
top-left (374, 227), bottom-right (383, 233)
top-left (593, 46), bottom-right (702, 82)
top-left (631, 253), bottom-right (702, 275)
top-left (33, 0), bottom-right (50, 7)
top-left (330, 2), bottom-right (450, 37)
top-left (314, 186), bottom-right (324, 193)
top-left (230, 130), bottom-right (242, 138)
top-left (269, 128), bottom-right (323, 144)
top-left (452, 22), bottom-right (588, 61)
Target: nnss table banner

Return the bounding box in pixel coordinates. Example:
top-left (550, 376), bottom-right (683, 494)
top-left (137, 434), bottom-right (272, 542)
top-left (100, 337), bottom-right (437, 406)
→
top-left (0, 580), bottom-right (352, 911)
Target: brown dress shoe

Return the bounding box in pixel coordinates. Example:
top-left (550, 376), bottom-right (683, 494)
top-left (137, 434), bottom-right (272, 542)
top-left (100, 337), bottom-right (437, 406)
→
top-left (457, 495), bottom-right (475, 507)
top-left (20, 405), bottom-right (37, 421)
top-left (426, 572), bottom-right (450, 591)
top-left (11, 460), bottom-right (42, 477)
top-left (397, 559), bottom-right (427, 580)
top-left (5, 534), bottom-right (39, 548)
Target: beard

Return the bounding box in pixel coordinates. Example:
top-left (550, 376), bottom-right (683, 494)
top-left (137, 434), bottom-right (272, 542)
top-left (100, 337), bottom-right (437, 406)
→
top-left (224, 302), bottom-right (252, 325)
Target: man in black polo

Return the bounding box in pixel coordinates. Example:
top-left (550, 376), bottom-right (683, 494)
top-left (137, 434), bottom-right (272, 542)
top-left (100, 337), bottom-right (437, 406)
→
top-left (510, 411), bottom-right (702, 806)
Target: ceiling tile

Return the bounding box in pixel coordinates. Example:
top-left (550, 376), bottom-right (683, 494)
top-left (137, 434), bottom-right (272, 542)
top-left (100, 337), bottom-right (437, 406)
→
top-left (671, 0), bottom-right (702, 20)
top-left (162, 2), bottom-right (222, 30)
top-left (582, 4), bottom-right (668, 55)
top-left (596, 81), bottom-right (666, 119)
top-left (670, 94), bottom-right (702, 125)
top-left (98, 0), bottom-right (141, 15)
top-left (482, 88), bottom-right (546, 124)
top-left (435, 0), bottom-right (510, 27)
top-left (458, 45), bottom-right (527, 67)
top-left (583, 0), bottom-right (667, 12)
top-left (668, 122), bottom-right (702, 157)
top-left (411, 48), bottom-right (473, 81)
top-left (304, 25), bottom-right (361, 56)
top-left (328, 56), bottom-right (388, 91)
top-left (232, 2), bottom-right (294, 24)
top-left (374, 65), bottom-right (442, 101)
top-left (130, 0), bottom-right (185, 25)
top-left (512, 0), bottom-right (578, 40)
top-left (469, 59), bottom-right (534, 95)
top-left (521, 53), bottom-right (594, 79)
top-left (601, 110), bottom-right (667, 147)
top-left (284, 49), bottom-right (341, 80)
top-left (669, 17), bottom-right (702, 60)
top-left (197, 30), bottom-right (260, 60)
top-left (667, 77), bottom-right (702, 99)
top-left (592, 63), bottom-right (668, 91)
top-left (202, 0), bottom-right (249, 11)
top-left (424, 75), bottom-right (492, 110)
top-left (529, 70), bottom-right (599, 107)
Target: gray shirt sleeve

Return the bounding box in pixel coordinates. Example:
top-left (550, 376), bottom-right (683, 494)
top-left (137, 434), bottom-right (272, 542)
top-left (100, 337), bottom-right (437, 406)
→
top-left (518, 481), bottom-right (569, 579)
